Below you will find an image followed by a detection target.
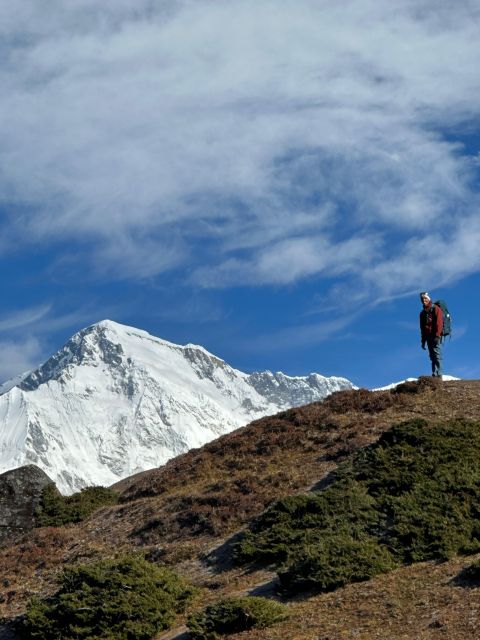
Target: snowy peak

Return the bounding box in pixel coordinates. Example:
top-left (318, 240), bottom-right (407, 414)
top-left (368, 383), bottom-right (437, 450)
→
top-left (18, 321), bottom-right (122, 391)
top-left (16, 320), bottom-right (184, 391)
top-left (0, 321), bottom-right (355, 493)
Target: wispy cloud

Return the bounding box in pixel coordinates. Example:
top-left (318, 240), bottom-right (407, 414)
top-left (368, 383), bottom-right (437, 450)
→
top-left (193, 233), bottom-right (382, 287)
top-left (0, 337), bottom-right (44, 381)
top-left (364, 213), bottom-right (480, 295)
top-left (0, 305), bottom-right (51, 332)
top-left (0, 303), bottom-right (112, 337)
top-left (244, 313), bottom-right (358, 353)
top-left (0, 0), bottom-right (479, 297)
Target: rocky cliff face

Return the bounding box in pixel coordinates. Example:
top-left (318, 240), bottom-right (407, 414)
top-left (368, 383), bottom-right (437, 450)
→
top-left (0, 320), bottom-right (355, 494)
top-left (0, 465), bottom-right (54, 543)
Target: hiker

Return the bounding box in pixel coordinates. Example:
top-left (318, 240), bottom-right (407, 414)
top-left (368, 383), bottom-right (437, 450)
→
top-left (419, 292), bottom-right (443, 378)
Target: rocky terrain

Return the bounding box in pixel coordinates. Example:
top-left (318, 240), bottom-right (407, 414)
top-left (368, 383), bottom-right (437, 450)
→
top-left (0, 466), bottom-right (53, 544)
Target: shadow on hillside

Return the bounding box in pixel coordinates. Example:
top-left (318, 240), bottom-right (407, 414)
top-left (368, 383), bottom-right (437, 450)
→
top-left (203, 534), bottom-right (314, 602)
top-left (0, 622), bottom-right (18, 640)
top-left (157, 627), bottom-right (189, 640)
top-left (310, 469), bottom-right (337, 492)
top-left (248, 576), bottom-right (281, 598)
top-left (202, 531), bottom-right (245, 573)
top-left (451, 565), bottom-right (480, 589)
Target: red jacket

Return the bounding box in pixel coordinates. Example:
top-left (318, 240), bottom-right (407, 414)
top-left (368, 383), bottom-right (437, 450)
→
top-left (420, 302), bottom-right (443, 340)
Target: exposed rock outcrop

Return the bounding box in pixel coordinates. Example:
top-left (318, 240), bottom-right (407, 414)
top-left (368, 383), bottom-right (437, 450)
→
top-left (0, 465), bottom-right (54, 544)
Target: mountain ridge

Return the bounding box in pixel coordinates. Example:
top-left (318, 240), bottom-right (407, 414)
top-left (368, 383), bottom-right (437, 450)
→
top-left (0, 320), bottom-right (354, 493)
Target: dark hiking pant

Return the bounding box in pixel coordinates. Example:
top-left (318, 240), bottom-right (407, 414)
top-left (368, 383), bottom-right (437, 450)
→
top-left (426, 336), bottom-right (443, 377)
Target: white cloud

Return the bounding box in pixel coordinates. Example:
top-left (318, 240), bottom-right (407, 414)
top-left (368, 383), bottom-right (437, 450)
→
top-left (365, 212), bottom-right (480, 295)
top-left (0, 337), bottom-right (44, 382)
top-left (193, 233), bottom-right (382, 287)
top-left (0, 0), bottom-right (480, 292)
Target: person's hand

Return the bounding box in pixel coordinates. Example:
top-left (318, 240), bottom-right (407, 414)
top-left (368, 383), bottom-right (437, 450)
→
top-left (421, 342), bottom-right (426, 350)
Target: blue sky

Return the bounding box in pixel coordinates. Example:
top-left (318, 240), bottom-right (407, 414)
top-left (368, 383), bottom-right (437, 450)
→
top-left (0, 0), bottom-right (480, 388)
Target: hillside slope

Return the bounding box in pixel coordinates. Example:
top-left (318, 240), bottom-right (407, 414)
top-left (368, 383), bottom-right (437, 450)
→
top-left (2, 378), bottom-right (480, 640)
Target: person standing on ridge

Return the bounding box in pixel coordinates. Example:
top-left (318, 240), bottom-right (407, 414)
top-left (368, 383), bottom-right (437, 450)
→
top-left (419, 292), bottom-right (444, 378)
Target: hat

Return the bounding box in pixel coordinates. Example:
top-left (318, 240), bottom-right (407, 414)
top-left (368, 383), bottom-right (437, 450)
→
top-left (419, 291), bottom-right (430, 300)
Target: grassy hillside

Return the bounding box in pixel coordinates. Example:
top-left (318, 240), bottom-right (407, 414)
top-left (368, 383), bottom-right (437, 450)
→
top-left (235, 419), bottom-right (480, 592)
top-left (3, 378), bottom-right (480, 639)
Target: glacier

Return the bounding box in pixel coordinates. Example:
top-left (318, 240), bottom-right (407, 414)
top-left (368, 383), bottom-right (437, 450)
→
top-left (0, 320), bottom-right (355, 493)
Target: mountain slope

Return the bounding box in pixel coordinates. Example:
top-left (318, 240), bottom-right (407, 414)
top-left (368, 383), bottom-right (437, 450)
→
top-left (0, 320), bottom-right (354, 493)
top-left (3, 378), bottom-right (480, 640)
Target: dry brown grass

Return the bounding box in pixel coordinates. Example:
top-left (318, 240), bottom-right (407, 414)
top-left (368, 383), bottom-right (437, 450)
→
top-left (218, 553), bottom-right (480, 640)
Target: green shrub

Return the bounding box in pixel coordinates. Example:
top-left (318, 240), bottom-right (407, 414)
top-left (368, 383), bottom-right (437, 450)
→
top-left (19, 555), bottom-right (195, 640)
top-left (353, 420), bottom-right (480, 562)
top-left (236, 476), bottom-right (396, 592)
top-left (187, 596), bottom-right (287, 639)
top-left (278, 535), bottom-right (396, 592)
top-left (35, 484), bottom-right (118, 526)
top-left (234, 420), bottom-right (480, 593)
top-left (235, 477), bottom-right (381, 564)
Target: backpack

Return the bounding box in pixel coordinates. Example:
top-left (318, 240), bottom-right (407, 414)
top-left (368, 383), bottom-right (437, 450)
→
top-left (434, 300), bottom-right (452, 337)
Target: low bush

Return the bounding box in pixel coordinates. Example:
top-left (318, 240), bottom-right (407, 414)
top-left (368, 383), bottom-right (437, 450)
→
top-left (278, 534), bottom-right (395, 592)
top-left (392, 376), bottom-right (441, 394)
top-left (236, 477), bottom-right (397, 592)
top-left (236, 479), bottom-right (380, 566)
top-left (353, 420), bottom-right (480, 562)
top-left (19, 555), bottom-right (195, 640)
top-left (35, 484), bottom-right (118, 526)
top-left (234, 419), bottom-right (480, 593)
top-left (323, 388), bottom-right (397, 413)
top-left (187, 596), bottom-right (287, 639)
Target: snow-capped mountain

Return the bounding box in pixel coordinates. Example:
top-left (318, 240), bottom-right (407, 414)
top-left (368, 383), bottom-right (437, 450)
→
top-left (0, 320), bottom-right (355, 493)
